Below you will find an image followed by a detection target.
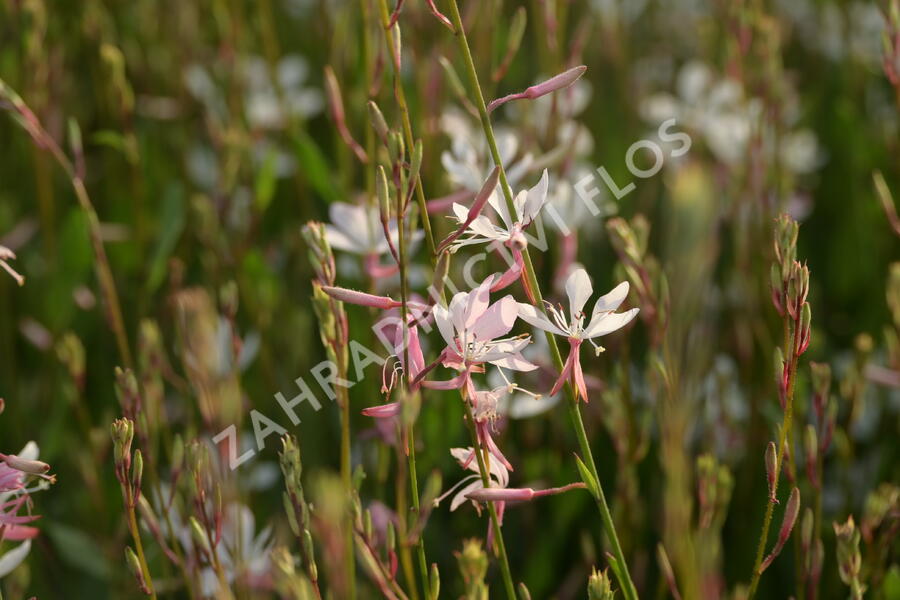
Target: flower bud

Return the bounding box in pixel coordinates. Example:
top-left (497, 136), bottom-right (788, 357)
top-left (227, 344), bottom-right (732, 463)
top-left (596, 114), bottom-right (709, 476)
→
top-left (429, 563), bottom-right (440, 598)
top-left (367, 100), bottom-right (389, 144)
top-left (759, 487), bottom-right (800, 573)
top-left (189, 516), bottom-right (211, 555)
top-left (587, 567), bottom-right (615, 600)
top-left (131, 449), bottom-right (144, 501)
top-left (125, 546), bottom-right (151, 595)
top-left (834, 516), bottom-right (865, 597)
top-left (804, 425), bottom-right (818, 489)
top-left (0, 453), bottom-right (50, 474)
top-left (377, 165), bottom-right (391, 221)
top-left (765, 441), bottom-right (778, 502)
top-left (801, 507), bottom-right (814, 552)
top-left (517, 582), bottom-right (532, 600)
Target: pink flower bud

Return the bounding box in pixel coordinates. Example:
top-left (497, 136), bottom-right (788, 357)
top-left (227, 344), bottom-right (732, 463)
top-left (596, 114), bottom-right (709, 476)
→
top-left (322, 286), bottom-right (401, 309)
top-left (1, 453), bottom-right (50, 474)
top-left (466, 487), bottom-right (536, 503)
top-left (765, 441), bottom-right (778, 502)
top-left (487, 66), bottom-right (587, 113)
top-left (361, 402), bottom-right (401, 419)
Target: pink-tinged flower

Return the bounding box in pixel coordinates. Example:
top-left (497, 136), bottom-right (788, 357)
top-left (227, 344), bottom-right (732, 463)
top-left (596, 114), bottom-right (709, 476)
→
top-left (0, 441), bottom-right (52, 578)
top-left (447, 170), bottom-right (549, 253)
top-left (435, 447), bottom-right (510, 547)
top-left (0, 245), bottom-right (24, 287)
top-left (424, 276), bottom-right (537, 395)
top-left (518, 269), bottom-right (639, 402)
top-left (323, 202), bottom-right (422, 279)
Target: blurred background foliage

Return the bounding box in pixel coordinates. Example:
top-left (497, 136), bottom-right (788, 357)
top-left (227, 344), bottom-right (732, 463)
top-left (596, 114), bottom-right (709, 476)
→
top-left (0, 0), bottom-right (898, 598)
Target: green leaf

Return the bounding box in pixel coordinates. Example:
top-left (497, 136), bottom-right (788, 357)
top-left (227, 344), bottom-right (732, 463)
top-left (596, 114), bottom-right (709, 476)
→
top-left (254, 150), bottom-right (279, 213)
top-left (293, 130), bottom-right (340, 203)
top-left (146, 183), bottom-right (185, 294)
top-left (44, 521), bottom-right (112, 580)
top-left (574, 453), bottom-right (600, 499)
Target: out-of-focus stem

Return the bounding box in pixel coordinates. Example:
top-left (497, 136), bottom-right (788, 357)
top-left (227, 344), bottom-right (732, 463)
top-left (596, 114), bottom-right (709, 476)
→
top-left (443, 2), bottom-right (638, 598)
top-left (748, 312), bottom-right (800, 598)
top-left (375, 0), bottom-right (437, 258)
top-left (125, 487), bottom-right (157, 599)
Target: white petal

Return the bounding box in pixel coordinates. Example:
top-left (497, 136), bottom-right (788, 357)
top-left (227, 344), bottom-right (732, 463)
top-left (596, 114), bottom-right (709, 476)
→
top-left (565, 268), bottom-right (593, 319)
top-left (583, 307), bottom-right (639, 338)
top-left (0, 540), bottom-right (31, 578)
top-left (522, 169), bottom-right (549, 224)
top-left (432, 304), bottom-right (458, 349)
top-left (591, 281), bottom-right (630, 315)
top-left (489, 353), bottom-right (539, 372)
top-left (487, 190), bottom-right (513, 230)
top-left (329, 203), bottom-right (369, 241)
top-left (324, 224), bottom-right (365, 253)
top-left (18, 441), bottom-right (39, 461)
top-left (450, 480), bottom-right (483, 511)
top-left (451, 202), bottom-right (469, 223)
top-left (513, 190), bottom-right (528, 224)
top-left (516, 303), bottom-right (566, 336)
top-left (463, 276), bottom-right (494, 329)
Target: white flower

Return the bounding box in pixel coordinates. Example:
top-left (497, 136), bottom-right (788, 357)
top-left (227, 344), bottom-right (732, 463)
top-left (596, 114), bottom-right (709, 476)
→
top-left (517, 269), bottom-right (638, 351)
top-left (435, 447), bottom-right (509, 512)
top-left (432, 276), bottom-right (537, 373)
top-left (324, 202), bottom-right (421, 258)
top-left (448, 170), bottom-right (549, 252)
top-left (440, 109), bottom-right (532, 192)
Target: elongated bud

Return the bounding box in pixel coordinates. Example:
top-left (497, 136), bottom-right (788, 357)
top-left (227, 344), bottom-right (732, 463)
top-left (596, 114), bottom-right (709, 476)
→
top-left (517, 582), bottom-right (532, 600)
top-left (408, 139), bottom-right (423, 187)
top-left (361, 402), bottom-right (401, 418)
top-left (321, 285), bottom-right (401, 310)
top-left (125, 546), bottom-right (151, 595)
top-left (587, 567), bottom-right (615, 600)
top-left (0, 453), bottom-right (50, 474)
top-left (487, 66), bottom-right (588, 112)
top-left (386, 521), bottom-right (396, 552)
top-left (799, 303), bottom-right (812, 354)
top-left (388, 131), bottom-right (405, 165)
top-left (804, 425), bottom-right (818, 488)
top-left (760, 487), bottom-right (800, 573)
top-left (801, 507), bottom-right (814, 552)
top-left (189, 517), bottom-right (211, 555)
top-left (430, 563), bottom-right (440, 599)
top-left (377, 165), bottom-right (391, 220)
top-left (131, 449), bottom-right (144, 501)
top-left (367, 100), bottom-right (389, 143)
top-left (303, 529), bottom-right (318, 580)
top-left (765, 441), bottom-right (778, 502)
top-left (770, 263), bottom-right (784, 314)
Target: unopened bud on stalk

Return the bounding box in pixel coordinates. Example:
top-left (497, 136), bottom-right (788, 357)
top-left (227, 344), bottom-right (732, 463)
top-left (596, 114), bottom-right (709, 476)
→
top-left (377, 166), bottom-right (391, 221)
top-left (804, 425), bottom-right (818, 488)
top-left (189, 517), bottom-right (211, 555)
top-left (456, 539), bottom-right (489, 591)
top-left (487, 65), bottom-right (587, 113)
top-left (429, 563), bottom-right (440, 598)
top-left (386, 521), bottom-right (396, 552)
top-left (759, 487), bottom-right (800, 573)
top-left (388, 131), bottom-right (405, 166)
top-left (587, 567), bottom-right (615, 600)
top-left (131, 449), bottom-right (144, 501)
top-left (770, 263), bottom-right (784, 314)
top-left (367, 101), bottom-right (389, 144)
top-left (765, 441), bottom-right (778, 502)
top-left (799, 303), bottom-right (812, 354)
top-left (834, 516), bottom-right (866, 598)
top-left (125, 546), bottom-right (151, 595)
top-left (302, 221), bottom-right (336, 285)
top-left (801, 507), bottom-right (814, 553)
top-left (517, 582), bottom-right (532, 600)
top-left (363, 508), bottom-right (373, 540)
top-left (114, 367), bottom-right (140, 416)
top-left (111, 418), bottom-right (135, 474)
top-left (0, 452), bottom-right (50, 474)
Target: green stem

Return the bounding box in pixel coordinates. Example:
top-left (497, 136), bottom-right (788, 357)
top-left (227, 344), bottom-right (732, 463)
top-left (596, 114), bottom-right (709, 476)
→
top-left (461, 399), bottom-right (517, 600)
top-left (339, 384), bottom-right (357, 600)
top-left (125, 488), bottom-right (157, 599)
top-left (443, 2), bottom-right (638, 598)
top-left (397, 170), bottom-right (431, 599)
top-left (375, 0), bottom-right (437, 258)
top-left (748, 314), bottom-right (800, 598)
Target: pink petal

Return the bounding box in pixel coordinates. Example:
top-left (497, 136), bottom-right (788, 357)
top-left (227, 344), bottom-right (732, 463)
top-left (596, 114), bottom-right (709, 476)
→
top-left (470, 296), bottom-right (518, 341)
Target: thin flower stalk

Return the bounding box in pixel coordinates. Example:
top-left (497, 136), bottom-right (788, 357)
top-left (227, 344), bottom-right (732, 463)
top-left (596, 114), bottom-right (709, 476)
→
top-left (395, 153), bottom-right (433, 600)
top-left (0, 79), bottom-right (133, 368)
top-left (443, 2), bottom-right (639, 598)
